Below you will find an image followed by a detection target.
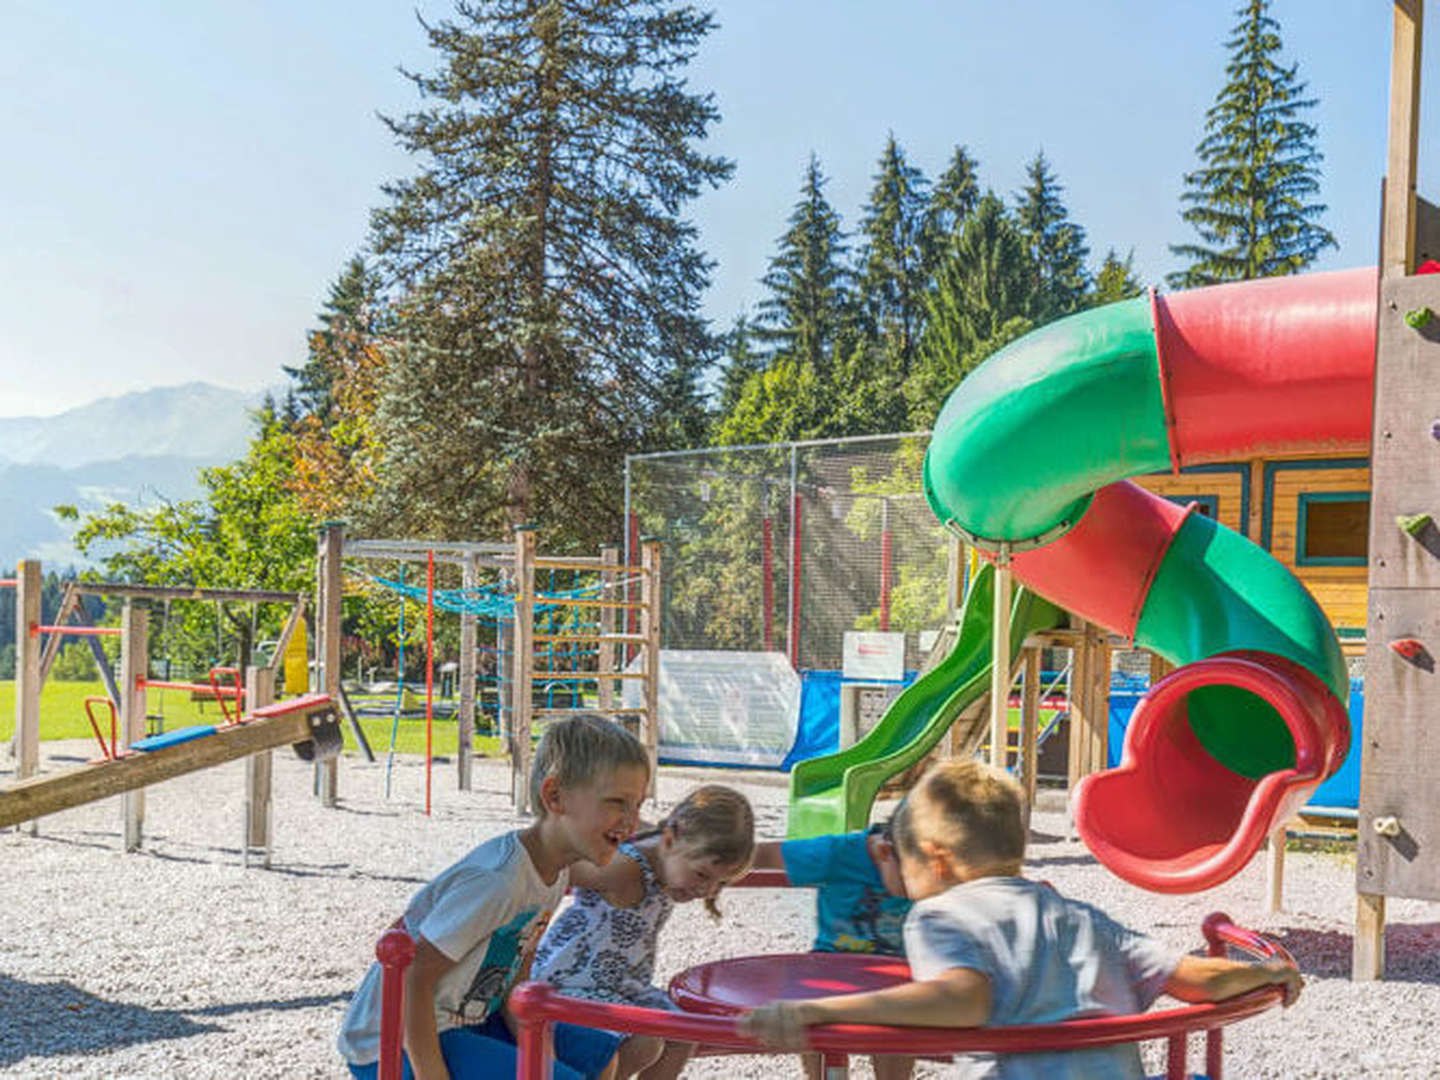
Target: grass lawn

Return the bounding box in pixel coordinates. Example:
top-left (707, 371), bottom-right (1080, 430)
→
top-left (0, 680), bottom-right (503, 759)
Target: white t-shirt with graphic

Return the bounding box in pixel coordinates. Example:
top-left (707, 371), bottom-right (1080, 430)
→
top-left (337, 830), bottom-right (569, 1066)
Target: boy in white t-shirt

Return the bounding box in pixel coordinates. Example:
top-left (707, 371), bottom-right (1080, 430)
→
top-left (338, 714), bottom-right (651, 1080)
top-left (742, 760), bottom-right (1303, 1079)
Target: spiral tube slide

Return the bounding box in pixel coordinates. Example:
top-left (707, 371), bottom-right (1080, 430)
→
top-left (922, 267), bottom-right (1376, 892)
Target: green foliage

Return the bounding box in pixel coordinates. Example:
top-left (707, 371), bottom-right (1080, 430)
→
top-left (284, 256), bottom-right (387, 425)
top-left (51, 642), bottom-right (97, 682)
top-left (1090, 248), bottom-right (1145, 305)
top-left (714, 315), bottom-right (764, 425)
top-left (1167, 0), bottom-right (1335, 287)
top-left (1015, 151), bottom-right (1090, 320)
top-left (756, 155), bottom-right (853, 379)
top-left (715, 356), bottom-right (829, 445)
top-left (857, 135), bottom-right (931, 376)
top-left (927, 145), bottom-right (982, 247)
top-left (364, 0), bottom-right (730, 546)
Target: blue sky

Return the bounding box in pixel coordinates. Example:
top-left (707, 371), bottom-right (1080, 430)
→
top-left (2, 1), bottom-right (1434, 416)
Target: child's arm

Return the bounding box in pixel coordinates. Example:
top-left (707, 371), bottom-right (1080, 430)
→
top-left (750, 841), bottom-right (785, 872)
top-left (403, 936), bottom-right (458, 1080)
top-left (569, 850), bottom-right (646, 907)
top-left (740, 968), bottom-right (992, 1049)
top-left (1163, 955), bottom-right (1302, 1007)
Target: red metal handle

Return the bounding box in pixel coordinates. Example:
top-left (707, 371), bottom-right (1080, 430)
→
top-left (209, 667), bottom-right (244, 724)
top-left (83, 696), bottom-right (119, 760)
top-left (376, 928), bottom-right (416, 1080)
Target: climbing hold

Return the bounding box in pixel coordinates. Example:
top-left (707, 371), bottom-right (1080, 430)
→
top-left (1406, 306), bottom-right (1434, 329)
top-left (1389, 637), bottom-right (1426, 660)
top-left (1431, 419), bottom-right (1440, 442)
top-left (1397, 512), bottom-right (1433, 538)
top-left (1373, 816), bottom-right (1402, 837)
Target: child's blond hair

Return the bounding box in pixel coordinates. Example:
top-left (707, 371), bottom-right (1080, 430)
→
top-left (529, 713), bottom-right (650, 816)
top-left (893, 759), bottom-right (1027, 874)
top-left (639, 784), bottom-right (755, 917)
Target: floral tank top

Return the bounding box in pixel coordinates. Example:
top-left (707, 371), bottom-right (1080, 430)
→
top-left (531, 841), bottom-right (677, 1011)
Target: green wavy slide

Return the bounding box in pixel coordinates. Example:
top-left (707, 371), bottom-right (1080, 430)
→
top-left (786, 563), bottom-right (1064, 838)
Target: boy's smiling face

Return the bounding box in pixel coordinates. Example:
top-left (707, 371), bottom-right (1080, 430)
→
top-left (553, 762), bottom-right (649, 866)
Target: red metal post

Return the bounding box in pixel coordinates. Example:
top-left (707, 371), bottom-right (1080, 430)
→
top-left (788, 494), bottom-right (802, 669)
top-left (761, 517), bottom-right (775, 652)
top-left (426, 549), bottom-right (435, 817)
top-left (376, 928), bottom-right (416, 1080)
top-left (879, 528), bottom-right (893, 632)
top-left (209, 667), bottom-right (244, 724)
top-left (30, 624), bottom-right (121, 637)
top-left (1166, 1034), bottom-right (1187, 1080)
top-left (512, 983), bottom-right (556, 1080)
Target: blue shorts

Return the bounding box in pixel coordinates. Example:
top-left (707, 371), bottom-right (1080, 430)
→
top-left (346, 1011), bottom-right (623, 1080)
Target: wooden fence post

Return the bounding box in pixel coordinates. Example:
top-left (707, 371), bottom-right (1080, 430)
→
top-left (14, 560), bottom-right (41, 836)
top-left (244, 664), bottom-right (275, 868)
top-left (119, 601), bottom-right (149, 851)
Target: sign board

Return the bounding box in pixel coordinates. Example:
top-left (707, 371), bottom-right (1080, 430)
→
top-left (842, 631), bottom-right (905, 682)
top-left (918, 629), bottom-right (940, 655)
top-left (624, 650), bottom-right (800, 767)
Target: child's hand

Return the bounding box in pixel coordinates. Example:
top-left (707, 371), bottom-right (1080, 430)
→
top-left (1262, 959), bottom-right (1303, 1007)
top-left (739, 1001), bottom-right (810, 1049)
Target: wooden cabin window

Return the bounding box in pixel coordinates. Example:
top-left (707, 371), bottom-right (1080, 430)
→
top-left (1297, 492), bottom-right (1369, 566)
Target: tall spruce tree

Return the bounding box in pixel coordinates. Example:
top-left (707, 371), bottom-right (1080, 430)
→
top-left (1091, 248), bottom-right (1144, 305)
top-left (365, 0), bottom-right (731, 541)
top-left (1015, 151), bottom-right (1090, 321)
top-left (755, 155), bottom-right (852, 378)
top-left (926, 145), bottom-right (982, 251)
top-left (714, 314), bottom-right (763, 422)
top-left (856, 135), bottom-right (930, 375)
top-left (906, 192), bottom-right (1036, 427)
top-left (1167, 0), bottom-right (1335, 287)
top-left (284, 256), bottom-right (385, 424)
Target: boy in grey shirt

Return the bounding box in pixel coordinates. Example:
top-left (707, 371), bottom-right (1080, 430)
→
top-left (743, 760), bottom-right (1301, 1078)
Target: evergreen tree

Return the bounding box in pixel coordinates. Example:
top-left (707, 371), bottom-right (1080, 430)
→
top-left (1167, 0), bottom-right (1335, 287)
top-left (926, 145), bottom-right (982, 250)
top-left (906, 193), bottom-right (1036, 427)
top-left (1015, 151), bottom-right (1090, 320)
top-left (856, 135), bottom-right (930, 375)
top-left (1091, 248), bottom-right (1144, 305)
top-left (715, 314), bottom-right (763, 422)
top-left (755, 155), bottom-right (851, 379)
top-left (284, 256), bottom-right (384, 424)
top-left (367, 0), bottom-right (731, 541)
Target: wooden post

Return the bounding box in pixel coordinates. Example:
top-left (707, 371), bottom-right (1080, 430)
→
top-left (1020, 646), bottom-right (1041, 827)
top-left (1090, 628), bottom-right (1110, 777)
top-left (1265, 825), bottom-right (1287, 915)
top-left (1384, 0), bottom-right (1423, 279)
top-left (1067, 619), bottom-right (1091, 794)
top-left (13, 560), bottom-right (41, 836)
top-left (457, 554), bottom-right (477, 792)
top-left (989, 556), bottom-right (1013, 770)
top-left (639, 538), bottom-right (662, 799)
top-left (945, 536), bottom-right (964, 618)
top-left (37, 582), bottom-right (78, 685)
top-left (315, 523), bottom-right (342, 808)
top-left (119, 601), bottom-right (149, 851)
top-left (243, 664), bottom-right (275, 869)
top-left (597, 547), bottom-right (618, 712)
top-left (512, 527), bottom-right (537, 813)
top-left (1355, 892), bottom-right (1387, 980)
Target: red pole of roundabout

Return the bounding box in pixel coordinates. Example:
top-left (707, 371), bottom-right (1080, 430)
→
top-left (425, 549), bottom-right (435, 817)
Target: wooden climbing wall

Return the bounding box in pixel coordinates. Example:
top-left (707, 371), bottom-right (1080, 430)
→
top-left (1357, 272), bottom-right (1440, 902)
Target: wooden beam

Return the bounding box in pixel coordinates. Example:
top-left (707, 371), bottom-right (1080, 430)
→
top-left (1020, 646), bottom-right (1041, 827)
top-left (243, 665), bottom-right (275, 869)
top-left (36, 583), bottom-right (79, 684)
top-left (1354, 891), bottom-right (1387, 980)
top-left (989, 561), bottom-right (1013, 770)
top-left (264, 599), bottom-right (307, 682)
top-left (71, 583), bottom-right (302, 604)
top-left (13, 561), bottom-right (41, 836)
top-left (1265, 826), bottom-right (1286, 915)
top-left (457, 554), bottom-right (477, 791)
top-left (598, 547), bottom-right (618, 713)
top-left (119, 602), bottom-right (149, 850)
top-left (512, 527), bottom-right (537, 813)
top-left (0, 696), bottom-right (335, 830)
top-left (315, 524), bottom-right (342, 807)
top-left (1383, 0), bottom-right (1423, 278)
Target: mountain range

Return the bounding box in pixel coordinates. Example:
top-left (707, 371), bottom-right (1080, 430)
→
top-left (0, 383), bottom-right (266, 567)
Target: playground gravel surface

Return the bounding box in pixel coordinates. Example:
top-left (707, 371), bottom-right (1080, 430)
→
top-left (3, 743), bottom-right (1439, 1079)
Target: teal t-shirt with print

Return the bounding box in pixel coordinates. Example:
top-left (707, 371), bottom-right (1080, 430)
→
top-left (781, 830), bottom-right (910, 955)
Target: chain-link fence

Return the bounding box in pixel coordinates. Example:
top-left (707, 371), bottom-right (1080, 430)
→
top-left (625, 433), bottom-right (962, 671)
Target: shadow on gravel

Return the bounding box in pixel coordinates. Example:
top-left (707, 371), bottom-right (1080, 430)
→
top-left (189, 992), bottom-right (350, 1017)
top-left (1268, 924), bottom-right (1440, 984)
top-left (1027, 830), bottom-right (1067, 846)
top-left (1026, 853), bottom-right (1100, 869)
top-left (0, 974), bottom-right (221, 1066)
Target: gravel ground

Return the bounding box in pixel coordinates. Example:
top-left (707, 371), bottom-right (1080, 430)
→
top-left (3, 742), bottom-right (1439, 1079)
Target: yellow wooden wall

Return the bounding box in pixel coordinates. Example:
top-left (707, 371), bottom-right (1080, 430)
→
top-left (1134, 457), bottom-right (1370, 634)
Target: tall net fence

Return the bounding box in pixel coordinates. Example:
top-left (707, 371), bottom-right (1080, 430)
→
top-left (626, 433), bottom-right (962, 671)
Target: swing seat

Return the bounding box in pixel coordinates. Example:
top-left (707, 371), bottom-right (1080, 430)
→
top-left (129, 724), bottom-right (218, 752)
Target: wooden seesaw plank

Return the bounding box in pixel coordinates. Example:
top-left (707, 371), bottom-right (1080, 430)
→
top-left (0, 693), bottom-right (336, 830)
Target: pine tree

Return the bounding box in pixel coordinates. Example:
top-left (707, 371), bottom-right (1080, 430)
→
top-left (715, 315), bottom-right (763, 421)
top-left (366, 0), bottom-right (731, 541)
top-left (906, 193), bottom-right (1036, 426)
top-left (857, 135), bottom-right (930, 375)
top-left (755, 155), bottom-right (851, 379)
top-left (927, 145), bottom-right (982, 249)
top-left (1167, 0), bottom-right (1335, 287)
top-left (1015, 151), bottom-right (1090, 320)
top-left (1091, 248), bottom-right (1144, 305)
top-left (284, 256), bottom-right (384, 424)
